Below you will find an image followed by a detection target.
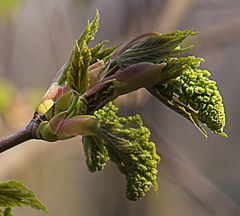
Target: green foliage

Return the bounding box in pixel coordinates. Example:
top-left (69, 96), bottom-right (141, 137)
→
top-left (60, 10), bottom-right (118, 95)
top-left (65, 10), bottom-right (100, 92)
top-left (0, 180), bottom-right (48, 214)
top-left (66, 41), bottom-right (91, 94)
top-left (77, 9), bottom-right (100, 48)
top-left (90, 42), bottom-right (119, 64)
top-left (94, 103), bottom-right (160, 201)
top-left (109, 28), bottom-right (226, 136)
top-left (113, 30), bottom-right (197, 69)
top-left (59, 10), bottom-right (100, 87)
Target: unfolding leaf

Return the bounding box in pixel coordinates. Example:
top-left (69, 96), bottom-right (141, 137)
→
top-left (91, 43), bottom-right (119, 64)
top-left (77, 9), bottom-right (100, 48)
top-left (0, 180), bottom-right (48, 213)
top-left (66, 41), bottom-right (91, 94)
top-left (113, 30), bottom-right (197, 69)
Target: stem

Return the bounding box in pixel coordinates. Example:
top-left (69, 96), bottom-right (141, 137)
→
top-left (0, 123), bottom-right (34, 153)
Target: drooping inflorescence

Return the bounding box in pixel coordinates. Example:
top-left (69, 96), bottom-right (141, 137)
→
top-left (94, 103), bottom-right (160, 201)
top-left (153, 57), bottom-right (226, 137)
top-left (169, 57), bottom-right (225, 136)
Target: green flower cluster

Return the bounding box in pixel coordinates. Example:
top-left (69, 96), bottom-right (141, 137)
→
top-left (82, 136), bottom-right (109, 172)
top-left (166, 57), bottom-right (226, 135)
top-left (94, 103), bottom-right (160, 201)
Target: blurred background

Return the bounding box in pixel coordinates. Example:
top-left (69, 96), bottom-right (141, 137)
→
top-left (0, 0), bottom-right (240, 215)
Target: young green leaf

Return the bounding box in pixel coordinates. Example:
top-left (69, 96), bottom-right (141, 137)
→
top-left (0, 180), bottom-right (48, 213)
top-left (90, 43), bottom-right (119, 64)
top-left (57, 10), bottom-right (99, 86)
top-left (77, 9), bottom-right (100, 48)
top-left (113, 30), bottom-right (197, 69)
top-left (66, 41), bottom-right (91, 94)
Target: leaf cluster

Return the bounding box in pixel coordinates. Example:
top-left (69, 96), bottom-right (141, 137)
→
top-left (58, 10), bottom-right (118, 94)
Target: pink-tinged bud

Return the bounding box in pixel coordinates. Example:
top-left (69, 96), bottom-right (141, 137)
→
top-left (83, 79), bottom-right (115, 99)
top-left (89, 62), bottom-right (109, 88)
top-left (55, 116), bottom-right (100, 138)
top-left (36, 82), bottom-right (70, 115)
top-left (48, 112), bottom-right (68, 134)
top-left (104, 62), bottom-right (166, 96)
top-left (113, 32), bottom-right (160, 58)
top-left (42, 82), bottom-right (70, 102)
top-left (36, 99), bottom-right (55, 115)
top-left (42, 82), bottom-right (63, 101)
top-left (89, 60), bottom-right (104, 71)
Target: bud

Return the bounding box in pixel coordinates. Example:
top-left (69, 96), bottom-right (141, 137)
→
top-left (35, 111), bottom-right (100, 141)
top-left (54, 90), bottom-right (75, 114)
top-left (36, 99), bottom-right (55, 116)
top-left (55, 115), bottom-right (100, 138)
top-left (36, 82), bottom-right (70, 116)
top-left (88, 61), bottom-right (109, 88)
top-left (86, 62), bottom-right (166, 103)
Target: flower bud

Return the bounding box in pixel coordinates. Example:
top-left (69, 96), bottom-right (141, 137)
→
top-left (104, 62), bottom-right (166, 97)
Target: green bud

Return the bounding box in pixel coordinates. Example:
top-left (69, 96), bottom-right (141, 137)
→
top-left (35, 110), bottom-right (99, 141)
top-left (54, 90), bottom-right (74, 113)
top-left (55, 115), bottom-right (100, 138)
top-left (35, 121), bottom-right (58, 142)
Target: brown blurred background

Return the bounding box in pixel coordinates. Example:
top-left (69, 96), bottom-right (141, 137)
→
top-left (0, 0), bottom-right (240, 215)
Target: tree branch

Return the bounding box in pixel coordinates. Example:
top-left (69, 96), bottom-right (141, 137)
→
top-left (0, 123), bottom-right (34, 153)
